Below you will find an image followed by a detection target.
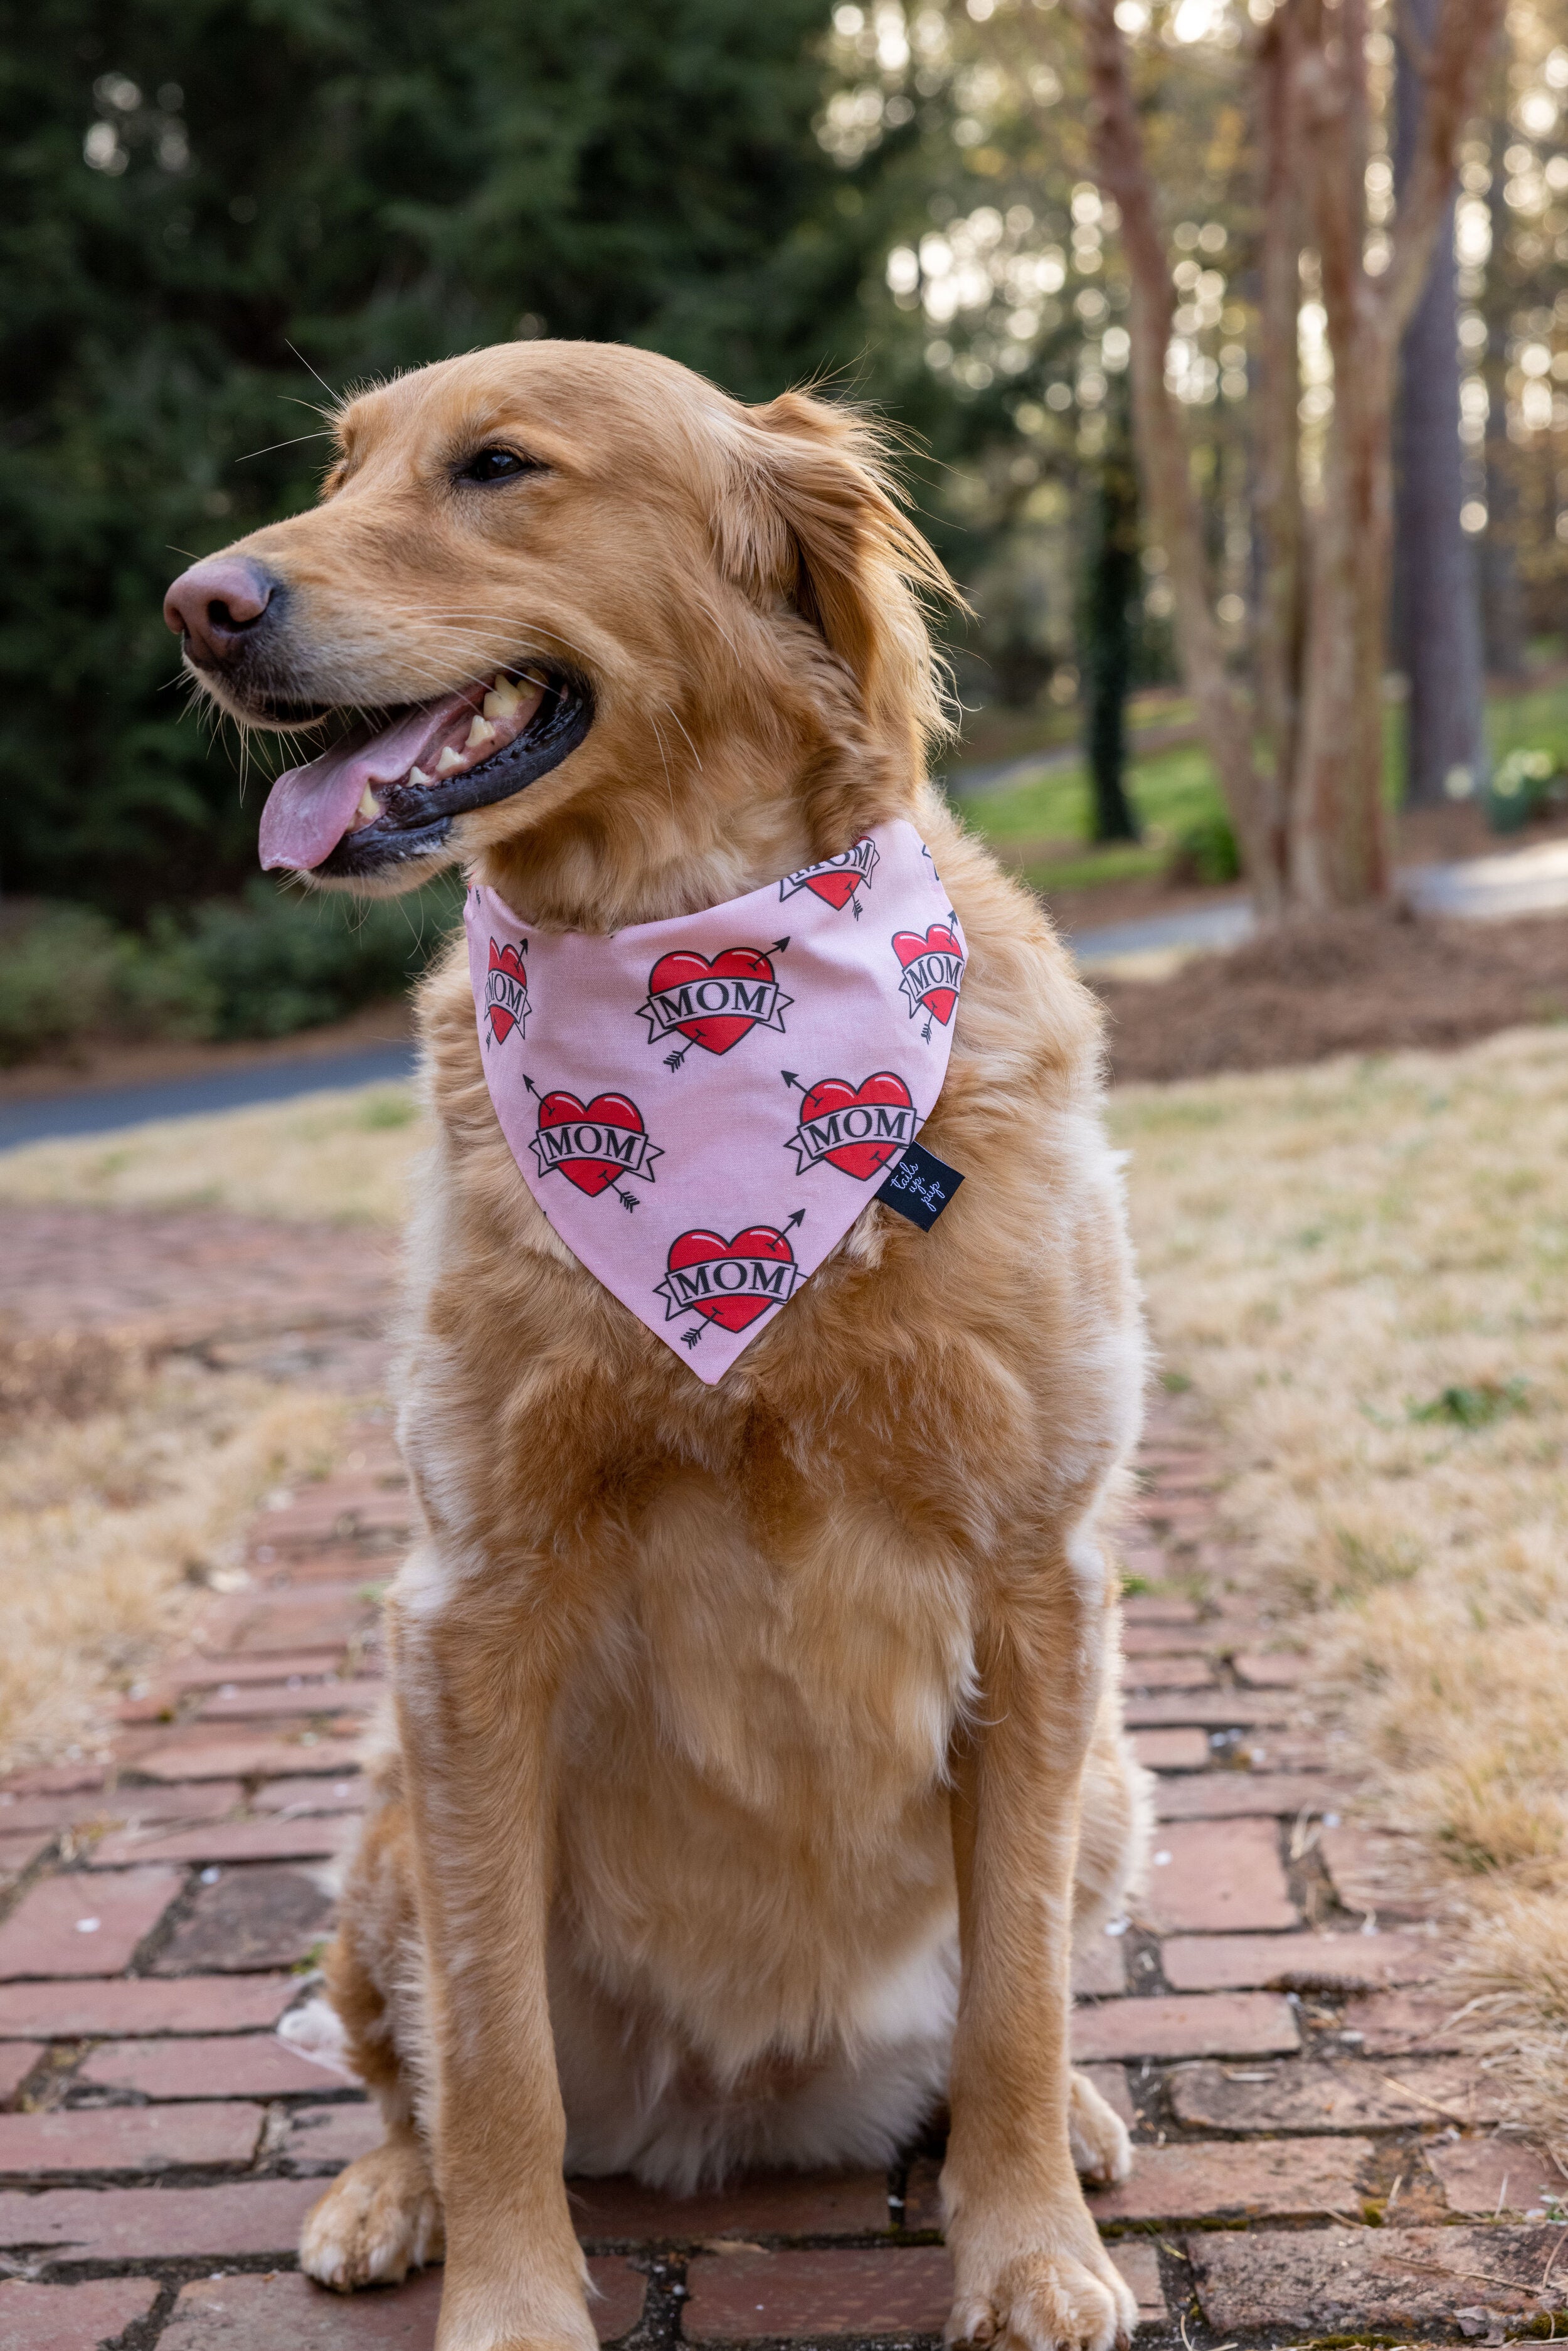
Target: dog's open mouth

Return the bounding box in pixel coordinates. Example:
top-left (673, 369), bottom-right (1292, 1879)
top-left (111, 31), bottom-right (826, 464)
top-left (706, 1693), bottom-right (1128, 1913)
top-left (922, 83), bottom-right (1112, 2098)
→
top-left (258, 668), bottom-right (593, 879)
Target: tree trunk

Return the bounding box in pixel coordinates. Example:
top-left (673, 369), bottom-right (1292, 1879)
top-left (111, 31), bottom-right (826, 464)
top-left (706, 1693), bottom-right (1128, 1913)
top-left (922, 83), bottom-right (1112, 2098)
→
top-left (1252, 6), bottom-right (1305, 864)
top-left (1392, 0), bottom-right (1486, 804)
top-left (1480, 146), bottom-right (1526, 679)
top-left (1081, 383), bottom-right (1142, 844)
top-left (1075, 0), bottom-right (1282, 910)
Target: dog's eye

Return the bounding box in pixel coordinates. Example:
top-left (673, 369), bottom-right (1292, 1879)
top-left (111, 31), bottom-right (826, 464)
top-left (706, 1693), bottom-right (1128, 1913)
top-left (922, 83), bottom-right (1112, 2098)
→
top-left (457, 447), bottom-right (538, 485)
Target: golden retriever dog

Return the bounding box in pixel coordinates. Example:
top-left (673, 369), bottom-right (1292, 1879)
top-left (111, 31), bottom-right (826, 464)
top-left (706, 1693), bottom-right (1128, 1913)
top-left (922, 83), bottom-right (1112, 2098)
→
top-left (164, 340), bottom-right (1149, 2351)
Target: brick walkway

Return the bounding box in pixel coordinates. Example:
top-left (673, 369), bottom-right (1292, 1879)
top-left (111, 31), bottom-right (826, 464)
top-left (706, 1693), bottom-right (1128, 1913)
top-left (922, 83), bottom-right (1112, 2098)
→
top-left (1, 1387), bottom-right (1563, 2346)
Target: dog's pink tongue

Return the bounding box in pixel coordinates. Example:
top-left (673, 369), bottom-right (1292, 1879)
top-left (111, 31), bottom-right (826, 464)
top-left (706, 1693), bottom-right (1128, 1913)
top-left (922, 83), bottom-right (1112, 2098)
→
top-left (258, 692), bottom-right (477, 873)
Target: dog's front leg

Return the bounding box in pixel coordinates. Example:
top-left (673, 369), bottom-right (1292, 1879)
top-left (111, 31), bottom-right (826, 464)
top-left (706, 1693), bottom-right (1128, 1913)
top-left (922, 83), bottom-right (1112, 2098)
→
top-left (941, 1553), bottom-right (1137, 2351)
top-left (391, 1570), bottom-right (594, 2351)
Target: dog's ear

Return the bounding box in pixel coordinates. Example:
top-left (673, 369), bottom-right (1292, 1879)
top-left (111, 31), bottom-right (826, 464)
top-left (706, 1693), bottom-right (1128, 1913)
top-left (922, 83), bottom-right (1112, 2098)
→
top-left (716, 390), bottom-right (957, 745)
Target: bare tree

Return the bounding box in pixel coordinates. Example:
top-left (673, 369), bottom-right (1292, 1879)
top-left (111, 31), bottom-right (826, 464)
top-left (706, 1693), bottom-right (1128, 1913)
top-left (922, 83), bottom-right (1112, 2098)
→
top-left (1073, 0), bottom-right (1505, 911)
top-left (1392, 0), bottom-right (1487, 806)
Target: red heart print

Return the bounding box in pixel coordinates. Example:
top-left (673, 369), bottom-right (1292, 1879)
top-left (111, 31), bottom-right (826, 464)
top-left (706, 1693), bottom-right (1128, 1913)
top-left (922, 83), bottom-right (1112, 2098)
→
top-left (537, 1091), bottom-right (644, 1196)
top-left (665, 1226), bottom-right (796, 1332)
top-left (798, 1071), bottom-right (914, 1180)
top-left (645, 947), bottom-right (779, 1055)
top-left (487, 938), bottom-right (527, 1042)
top-left (802, 870), bottom-right (859, 910)
top-left (891, 924), bottom-right (963, 1026)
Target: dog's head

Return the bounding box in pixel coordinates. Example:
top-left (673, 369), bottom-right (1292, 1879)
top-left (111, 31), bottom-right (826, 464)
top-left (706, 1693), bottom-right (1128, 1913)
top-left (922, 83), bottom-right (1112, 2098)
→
top-left (165, 342), bottom-right (955, 911)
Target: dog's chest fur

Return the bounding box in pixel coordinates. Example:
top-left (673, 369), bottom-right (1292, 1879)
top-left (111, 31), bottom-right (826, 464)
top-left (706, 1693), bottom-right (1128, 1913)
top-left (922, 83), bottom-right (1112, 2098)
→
top-left (395, 827), bottom-right (1138, 2065)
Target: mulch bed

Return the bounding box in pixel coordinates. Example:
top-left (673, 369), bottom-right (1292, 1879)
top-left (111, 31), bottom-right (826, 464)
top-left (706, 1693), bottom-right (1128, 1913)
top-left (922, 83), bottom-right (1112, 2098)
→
top-left (1094, 906), bottom-right (1568, 1083)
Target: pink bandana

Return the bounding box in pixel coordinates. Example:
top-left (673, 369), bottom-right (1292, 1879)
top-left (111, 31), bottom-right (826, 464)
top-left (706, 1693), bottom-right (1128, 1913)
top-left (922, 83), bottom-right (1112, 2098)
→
top-left (464, 819), bottom-right (966, 1383)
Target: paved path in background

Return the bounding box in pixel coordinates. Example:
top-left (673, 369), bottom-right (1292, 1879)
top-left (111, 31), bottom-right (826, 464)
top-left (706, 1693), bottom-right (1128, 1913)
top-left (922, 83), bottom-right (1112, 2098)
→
top-left (1067, 836), bottom-right (1568, 967)
top-left (0, 1043), bottom-right (415, 1155)
top-left (0, 1229), bottom-right (1560, 2346)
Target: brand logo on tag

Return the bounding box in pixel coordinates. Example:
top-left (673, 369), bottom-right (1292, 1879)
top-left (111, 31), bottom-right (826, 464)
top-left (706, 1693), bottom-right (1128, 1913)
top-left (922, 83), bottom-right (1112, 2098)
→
top-left (891, 924), bottom-right (965, 1034)
top-left (778, 834), bottom-right (880, 913)
top-left (485, 939), bottom-right (531, 1043)
top-left (639, 947), bottom-right (793, 1064)
top-left (876, 1140), bottom-right (964, 1231)
top-left (655, 1225), bottom-right (805, 1334)
top-left (784, 1071), bottom-right (916, 1180)
top-left (531, 1091), bottom-right (663, 1199)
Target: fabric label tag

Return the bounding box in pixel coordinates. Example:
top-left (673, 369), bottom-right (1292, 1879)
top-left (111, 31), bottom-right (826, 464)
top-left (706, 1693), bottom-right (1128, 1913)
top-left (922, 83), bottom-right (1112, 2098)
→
top-left (877, 1141), bottom-right (964, 1230)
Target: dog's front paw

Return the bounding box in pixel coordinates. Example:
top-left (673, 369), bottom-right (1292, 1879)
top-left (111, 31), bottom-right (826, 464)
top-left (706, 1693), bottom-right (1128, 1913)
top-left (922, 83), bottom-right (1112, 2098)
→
top-left (1068, 2071), bottom-right (1132, 2187)
top-left (946, 2248), bottom-right (1136, 2351)
top-left (300, 2138), bottom-right (444, 2291)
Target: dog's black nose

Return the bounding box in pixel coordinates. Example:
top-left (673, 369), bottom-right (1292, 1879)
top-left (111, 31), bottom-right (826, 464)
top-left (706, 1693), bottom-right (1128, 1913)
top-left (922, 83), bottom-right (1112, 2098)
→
top-left (164, 556), bottom-right (279, 669)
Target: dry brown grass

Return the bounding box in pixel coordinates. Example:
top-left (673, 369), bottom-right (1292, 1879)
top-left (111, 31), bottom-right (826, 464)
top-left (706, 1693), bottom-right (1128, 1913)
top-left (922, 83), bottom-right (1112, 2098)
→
top-left (0, 1083), bottom-right (425, 1224)
top-left (0, 1357), bottom-right (350, 1775)
top-left (1111, 1021), bottom-right (1568, 2156)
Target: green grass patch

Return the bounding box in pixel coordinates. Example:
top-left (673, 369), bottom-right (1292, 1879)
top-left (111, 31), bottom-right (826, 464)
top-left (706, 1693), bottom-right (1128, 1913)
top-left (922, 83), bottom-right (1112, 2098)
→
top-left (955, 741), bottom-right (1229, 894)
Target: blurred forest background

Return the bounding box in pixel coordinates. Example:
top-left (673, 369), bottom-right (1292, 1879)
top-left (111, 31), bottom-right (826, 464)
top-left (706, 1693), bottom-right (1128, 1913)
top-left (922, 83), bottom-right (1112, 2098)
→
top-left (3, 0), bottom-right (1568, 1054)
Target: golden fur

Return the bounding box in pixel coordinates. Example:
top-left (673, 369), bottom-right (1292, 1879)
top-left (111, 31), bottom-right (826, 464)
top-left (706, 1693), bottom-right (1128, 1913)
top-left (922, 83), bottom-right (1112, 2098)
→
top-left (183, 342), bottom-right (1150, 2351)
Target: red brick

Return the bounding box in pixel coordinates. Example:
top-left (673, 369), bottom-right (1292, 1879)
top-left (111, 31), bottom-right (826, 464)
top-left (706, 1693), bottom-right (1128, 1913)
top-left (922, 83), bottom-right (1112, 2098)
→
top-left (1120, 1655), bottom-right (1216, 1692)
top-left (1079, 2064), bottom-right (1136, 2129)
top-left (1169, 2056), bottom-right (1508, 2133)
top-left (1087, 2135), bottom-right (1370, 2224)
top-left (0, 2177), bottom-right (322, 2259)
top-left (173, 1650), bottom-right (354, 1689)
top-left (1318, 1822), bottom-right (1429, 1918)
top-left (1426, 2136), bottom-right (1566, 2215)
top-left (90, 1814), bottom-right (352, 1867)
top-left (0, 2100), bottom-right (262, 2175)
top-left (1, 1764), bottom-right (113, 1798)
top-left (1073, 1992), bottom-right (1300, 2061)
top-left (77, 2032), bottom-right (343, 2099)
top-left (1106, 2240), bottom-right (1165, 2328)
top-left (1122, 1623), bottom-right (1210, 1656)
top-left (151, 1862), bottom-right (336, 1972)
top-left (0, 1973), bottom-right (298, 2039)
top-left (230, 1599), bottom-right (381, 1656)
top-left (1153, 1771), bottom-right (1341, 1822)
top-left (1121, 1596), bottom-right (1200, 1625)
top-left (1336, 1988), bottom-right (1480, 2056)
top-left (1130, 1729), bottom-right (1210, 1772)
top-left (0, 1865), bottom-right (183, 1980)
top-left (1071, 1934), bottom-right (1126, 1998)
top-left (1142, 1819), bottom-right (1298, 1934)
top-left (283, 2101), bottom-right (383, 2169)
top-left (0, 2044), bottom-right (43, 2104)
top-left (0, 1783), bottom-right (246, 1836)
top-left (1160, 1929), bottom-right (1434, 1993)
top-left (684, 2240), bottom-right (1163, 2337)
top-left (0, 2277), bottom-right (159, 2349)
top-left (161, 2258), bottom-right (642, 2347)
top-left (250, 1775), bottom-right (367, 1815)
top-left (566, 2168), bottom-right (890, 2243)
top-left (112, 1685), bottom-right (180, 1724)
top-left (1234, 1650), bottom-right (1310, 1687)
top-left (1123, 1690), bottom-right (1292, 1729)
top-left (132, 1733), bottom-right (363, 1781)
top-left (1241, 1729), bottom-right (1332, 1771)
top-left (196, 1678), bottom-right (382, 1722)
top-left (0, 1832), bottom-right (48, 1880)
top-left (1187, 2224), bottom-right (1567, 2332)
top-left (684, 2248), bottom-right (949, 2339)
top-left (0, 1791), bottom-right (143, 1835)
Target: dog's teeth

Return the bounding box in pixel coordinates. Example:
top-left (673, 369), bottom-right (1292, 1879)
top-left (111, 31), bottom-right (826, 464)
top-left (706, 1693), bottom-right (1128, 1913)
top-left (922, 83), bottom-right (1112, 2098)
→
top-left (435, 745), bottom-right (465, 776)
top-left (465, 716), bottom-right (498, 751)
top-left (356, 786), bottom-right (381, 823)
top-left (408, 765), bottom-right (432, 786)
top-left (484, 677), bottom-right (524, 719)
